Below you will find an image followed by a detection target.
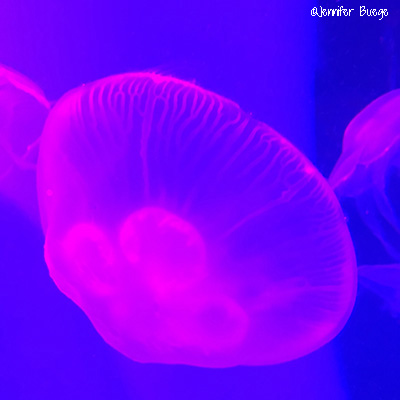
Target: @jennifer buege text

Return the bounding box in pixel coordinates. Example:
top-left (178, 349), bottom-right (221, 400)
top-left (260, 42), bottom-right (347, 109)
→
top-left (311, 6), bottom-right (388, 20)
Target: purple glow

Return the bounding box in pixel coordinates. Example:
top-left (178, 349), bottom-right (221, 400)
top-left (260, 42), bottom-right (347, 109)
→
top-left (37, 72), bottom-right (357, 368)
top-left (0, 65), bottom-right (50, 221)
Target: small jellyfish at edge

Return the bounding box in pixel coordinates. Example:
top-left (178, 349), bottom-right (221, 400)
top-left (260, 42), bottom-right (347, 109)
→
top-left (0, 64), bottom-right (50, 221)
top-left (329, 89), bottom-right (400, 316)
top-left (37, 72), bottom-right (357, 368)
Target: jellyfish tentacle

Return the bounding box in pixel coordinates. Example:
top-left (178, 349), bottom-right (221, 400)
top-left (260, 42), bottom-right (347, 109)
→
top-left (372, 183), bottom-right (400, 256)
top-left (330, 88), bottom-right (400, 266)
top-left (358, 264), bottom-right (400, 317)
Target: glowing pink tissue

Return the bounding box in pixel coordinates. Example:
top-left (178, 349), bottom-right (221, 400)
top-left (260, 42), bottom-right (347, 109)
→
top-left (37, 73), bottom-right (357, 367)
top-left (0, 65), bottom-right (50, 220)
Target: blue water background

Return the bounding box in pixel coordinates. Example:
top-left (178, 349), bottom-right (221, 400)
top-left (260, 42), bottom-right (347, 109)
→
top-left (1, 0), bottom-right (399, 399)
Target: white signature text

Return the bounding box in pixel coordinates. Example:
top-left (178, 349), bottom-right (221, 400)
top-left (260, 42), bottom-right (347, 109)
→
top-left (311, 6), bottom-right (388, 20)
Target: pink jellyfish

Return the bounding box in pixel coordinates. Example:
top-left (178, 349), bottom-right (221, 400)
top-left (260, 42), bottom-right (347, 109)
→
top-left (0, 65), bottom-right (50, 221)
top-left (37, 73), bottom-right (357, 368)
top-left (329, 89), bottom-right (400, 316)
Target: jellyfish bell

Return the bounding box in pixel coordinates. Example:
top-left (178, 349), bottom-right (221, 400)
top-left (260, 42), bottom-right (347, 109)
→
top-left (329, 89), bottom-right (400, 316)
top-left (37, 72), bottom-right (357, 368)
top-left (0, 64), bottom-right (50, 221)
top-left (330, 89), bottom-right (400, 190)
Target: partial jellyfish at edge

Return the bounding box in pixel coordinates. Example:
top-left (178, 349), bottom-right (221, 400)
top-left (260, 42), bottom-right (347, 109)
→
top-left (37, 72), bottom-right (357, 368)
top-left (329, 89), bottom-right (400, 317)
top-left (0, 64), bottom-right (50, 221)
